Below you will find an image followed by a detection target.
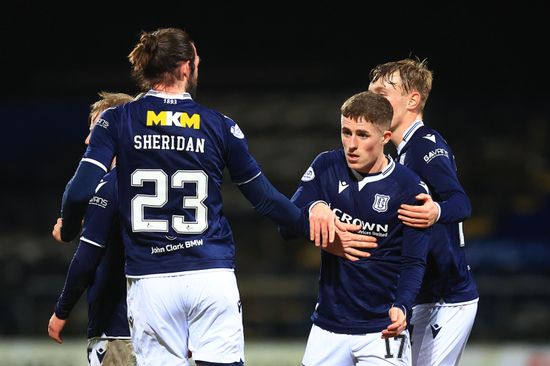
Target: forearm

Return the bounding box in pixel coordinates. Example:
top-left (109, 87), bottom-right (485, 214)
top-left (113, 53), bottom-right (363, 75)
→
top-left (437, 190), bottom-right (472, 223)
top-left (394, 258), bottom-right (425, 314)
top-left (394, 227), bottom-right (429, 313)
top-left (278, 205), bottom-right (310, 240)
top-left (54, 243), bottom-right (103, 319)
top-left (60, 162), bottom-right (106, 242)
top-left (238, 173), bottom-right (304, 227)
top-left (238, 173), bottom-right (305, 232)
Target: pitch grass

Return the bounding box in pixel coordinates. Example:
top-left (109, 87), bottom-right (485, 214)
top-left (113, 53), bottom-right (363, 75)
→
top-left (1, 338), bottom-right (549, 366)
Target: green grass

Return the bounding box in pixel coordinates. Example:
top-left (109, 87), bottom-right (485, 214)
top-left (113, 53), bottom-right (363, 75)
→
top-left (1, 338), bottom-right (550, 366)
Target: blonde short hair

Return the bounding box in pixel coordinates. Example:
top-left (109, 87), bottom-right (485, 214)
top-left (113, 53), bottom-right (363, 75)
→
top-left (89, 91), bottom-right (135, 126)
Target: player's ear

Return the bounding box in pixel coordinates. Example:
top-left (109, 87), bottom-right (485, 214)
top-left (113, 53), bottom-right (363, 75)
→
top-left (178, 61), bottom-right (190, 80)
top-left (407, 91), bottom-right (421, 109)
top-left (382, 130), bottom-right (392, 144)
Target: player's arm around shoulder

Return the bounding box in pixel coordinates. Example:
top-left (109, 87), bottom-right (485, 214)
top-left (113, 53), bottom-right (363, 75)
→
top-left (397, 188), bottom-right (439, 229)
top-left (399, 133), bottom-right (470, 226)
top-left (420, 139), bottom-right (473, 224)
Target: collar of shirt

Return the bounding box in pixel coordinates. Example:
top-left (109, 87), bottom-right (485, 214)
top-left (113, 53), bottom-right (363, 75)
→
top-left (145, 90), bottom-right (193, 100)
top-left (397, 120), bottom-right (424, 155)
top-left (351, 155), bottom-right (396, 191)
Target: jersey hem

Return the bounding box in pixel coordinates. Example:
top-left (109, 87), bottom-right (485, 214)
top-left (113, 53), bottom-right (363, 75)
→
top-left (313, 318), bottom-right (389, 335)
top-left (413, 297), bottom-right (479, 309)
top-left (88, 335), bottom-right (132, 341)
top-left (126, 267), bottom-right (234, 279)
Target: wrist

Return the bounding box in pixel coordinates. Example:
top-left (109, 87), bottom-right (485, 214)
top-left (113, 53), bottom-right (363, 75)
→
top-left (391, 303), bottom-right (407, 318)
top-left (308, 200), bottom-right (328, 215)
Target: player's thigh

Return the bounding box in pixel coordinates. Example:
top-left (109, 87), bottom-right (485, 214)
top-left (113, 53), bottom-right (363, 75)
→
top-left (87, 338), bottom-right (136, 366)
top-left (187, 270), bottom-right (244, 364)
top-left (353, 330), bottom-right (411, 366)
top-left (414, 302), bottom-right (477, 366)
top-left (410, 303), bottom-right (432, 362)
top-left (302, 324), bottom-right (355, 366)
top-left (127, 276), bottom-right (190, 364)
top-left (88, 338), bottom-right (109, 366)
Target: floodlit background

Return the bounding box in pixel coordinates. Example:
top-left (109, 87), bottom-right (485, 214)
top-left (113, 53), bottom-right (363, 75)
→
top-left (1, 3), bottom-right (549, 365)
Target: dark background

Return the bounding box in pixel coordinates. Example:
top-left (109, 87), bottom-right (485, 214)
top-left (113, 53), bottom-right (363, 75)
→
top-left (1, 3), bottom-right (549, 342)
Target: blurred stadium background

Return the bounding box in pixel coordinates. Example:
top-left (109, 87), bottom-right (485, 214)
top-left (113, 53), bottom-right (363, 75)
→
top-left (1, 3), bottom-right (549, 365)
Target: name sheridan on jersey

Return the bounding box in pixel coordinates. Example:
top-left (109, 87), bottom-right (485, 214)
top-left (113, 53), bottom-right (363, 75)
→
top-left (134, 134), bottom-right (205, 153)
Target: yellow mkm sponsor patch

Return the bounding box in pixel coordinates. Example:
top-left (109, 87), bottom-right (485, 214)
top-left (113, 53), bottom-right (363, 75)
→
top-left (146, 111), bottom-right (200, 129)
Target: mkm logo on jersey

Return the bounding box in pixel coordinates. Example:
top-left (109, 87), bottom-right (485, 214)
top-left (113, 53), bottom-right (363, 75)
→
top-left (147, 111), bottom-right (201, 129)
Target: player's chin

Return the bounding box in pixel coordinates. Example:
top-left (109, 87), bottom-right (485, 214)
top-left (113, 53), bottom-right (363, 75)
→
top-left (345, 159), bottom-right (362, 170)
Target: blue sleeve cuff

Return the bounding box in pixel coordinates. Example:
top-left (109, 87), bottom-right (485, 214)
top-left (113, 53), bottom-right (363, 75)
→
top-left (392, 303), bottom-right (408, 318)
top-left (434, 201), bottom-right (441, 223)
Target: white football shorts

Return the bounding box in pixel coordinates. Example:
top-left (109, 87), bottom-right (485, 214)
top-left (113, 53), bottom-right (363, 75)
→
top-left (87, 337), bottom-right (135, 366)
top-left (127, 269), bottom-right (244, 365)
top-left (302, 324), bottom-right (411, 366)
top-left (410, 298), bottom-right (478, 366)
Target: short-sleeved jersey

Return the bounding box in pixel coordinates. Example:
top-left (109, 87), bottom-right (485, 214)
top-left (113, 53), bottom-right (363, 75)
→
top-left (291, 150), bottom-right (430, 334)
top-left (82, 91), bottom-right (261, 277)
top-left (397, 121), bottom-right (478, 304)
top-left (79, 168), bottom-right (129, 338)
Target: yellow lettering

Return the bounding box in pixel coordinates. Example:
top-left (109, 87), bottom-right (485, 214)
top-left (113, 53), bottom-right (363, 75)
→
top-left (180, 113), bottom-right (200, 129)
top-left (146, 111), bottom-right (166, 126)
top-left (146, 111), bottom-right (200, 129)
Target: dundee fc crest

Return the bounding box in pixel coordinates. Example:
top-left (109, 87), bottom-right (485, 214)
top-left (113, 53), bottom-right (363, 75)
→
top-left (372, 194), bottom-right (390, 212)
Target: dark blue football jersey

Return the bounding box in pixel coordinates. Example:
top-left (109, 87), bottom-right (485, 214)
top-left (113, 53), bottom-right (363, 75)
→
top-left (291, 150), bottom-right (430, 334)
top-left (396, 121), bottom-right (478, 304)
top-left (56, 168), bottom-right (129, 338)
top-left (82, 91), bottom-right (261, 276)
